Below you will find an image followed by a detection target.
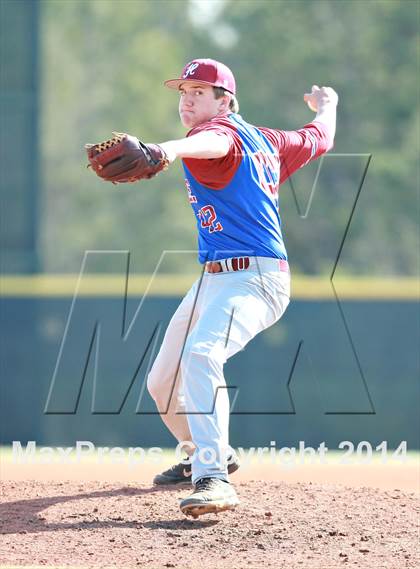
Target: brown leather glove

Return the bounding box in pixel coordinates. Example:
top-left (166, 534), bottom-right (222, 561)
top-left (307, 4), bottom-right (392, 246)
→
top-left (85, 132), bottom-right (169, 183)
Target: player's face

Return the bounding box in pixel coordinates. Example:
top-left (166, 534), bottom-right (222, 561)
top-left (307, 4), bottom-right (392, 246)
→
top-left (178, 83), bottom-right (227, 128)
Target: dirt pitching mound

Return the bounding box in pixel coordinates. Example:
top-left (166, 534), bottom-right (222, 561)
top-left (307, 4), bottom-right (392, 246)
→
top-left (1, 480), bottom-right (418, 569)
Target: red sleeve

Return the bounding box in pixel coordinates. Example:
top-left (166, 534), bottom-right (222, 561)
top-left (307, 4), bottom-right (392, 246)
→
top-left (260, 121), bottom-right (334, 184)
top-left (182, 116), bottom-right (243, 190)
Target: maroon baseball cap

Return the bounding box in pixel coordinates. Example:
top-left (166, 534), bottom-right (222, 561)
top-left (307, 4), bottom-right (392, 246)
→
top-left (164, 58), bottom-right (236, 95)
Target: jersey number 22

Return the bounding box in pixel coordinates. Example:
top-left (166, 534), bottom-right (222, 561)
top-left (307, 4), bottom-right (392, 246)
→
top-left (199, 205), bottom-right (223, 233)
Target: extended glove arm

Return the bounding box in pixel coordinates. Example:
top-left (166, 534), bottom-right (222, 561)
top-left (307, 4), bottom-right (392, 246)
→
top-left (159, 131), bottom-right (230, 162)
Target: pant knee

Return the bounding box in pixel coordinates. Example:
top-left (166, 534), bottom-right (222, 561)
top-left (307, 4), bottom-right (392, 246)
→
top-left (146, 369), bottom-right (160, 401)
top-left (147, 366), bottom-right (171, 402)
top-left (180, 341), bottom-right (225, 386)
top-left (147, 365), bottom-right (181, 411)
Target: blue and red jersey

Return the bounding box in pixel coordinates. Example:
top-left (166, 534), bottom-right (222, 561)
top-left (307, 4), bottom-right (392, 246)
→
top-left (182, 113), bottom-right (333, 264)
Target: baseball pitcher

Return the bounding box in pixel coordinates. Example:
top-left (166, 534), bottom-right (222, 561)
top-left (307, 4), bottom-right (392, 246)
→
top-left (86, 58), bottom-right (338, 518)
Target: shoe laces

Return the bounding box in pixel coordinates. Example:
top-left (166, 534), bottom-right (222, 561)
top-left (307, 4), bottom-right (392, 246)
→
top-left (195, 477), bottom-right (222, 492)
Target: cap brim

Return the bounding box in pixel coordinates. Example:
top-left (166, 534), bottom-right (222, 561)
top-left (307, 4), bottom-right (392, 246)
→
top-left (164, 78), bottom-right (218, 90)
top-left (164, 78), bottom-right (235, 94)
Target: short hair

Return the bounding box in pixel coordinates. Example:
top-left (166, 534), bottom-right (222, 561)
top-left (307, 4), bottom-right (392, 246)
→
top-left (213, 86), bottom-right (240, 113)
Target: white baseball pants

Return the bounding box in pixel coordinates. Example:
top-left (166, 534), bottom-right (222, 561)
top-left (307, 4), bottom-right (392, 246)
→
top-left (147, 257), bottom-right (291, 484)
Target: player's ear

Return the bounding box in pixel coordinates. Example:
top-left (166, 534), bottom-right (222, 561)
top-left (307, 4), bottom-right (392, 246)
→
top-left (218, 95), bottom-right (230, 112)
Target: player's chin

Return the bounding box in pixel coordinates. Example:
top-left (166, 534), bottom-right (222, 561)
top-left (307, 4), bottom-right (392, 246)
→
top-left (180, 112), bottom-right (196, 129)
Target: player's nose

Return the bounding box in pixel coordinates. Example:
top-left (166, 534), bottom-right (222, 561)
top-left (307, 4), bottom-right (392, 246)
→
top-left (183, 93), bottom-right (195, 106)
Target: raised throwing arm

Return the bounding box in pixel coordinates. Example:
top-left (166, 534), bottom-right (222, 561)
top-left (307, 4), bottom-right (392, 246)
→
top-left (304, 85), bottom-right (338, 145)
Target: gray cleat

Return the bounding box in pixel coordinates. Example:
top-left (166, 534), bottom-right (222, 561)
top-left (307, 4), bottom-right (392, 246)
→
top-left (153, 453), bottom-right (240, 486)
top-left (180, 477), bottom-right (240, 518)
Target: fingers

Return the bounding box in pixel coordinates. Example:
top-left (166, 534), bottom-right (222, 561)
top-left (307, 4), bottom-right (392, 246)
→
top-left (304, 85), bottom-right (320, 100)
top-left (304, 85), bottom-right (338, 109)
top-left (320, 86), bottom-right (339, 104)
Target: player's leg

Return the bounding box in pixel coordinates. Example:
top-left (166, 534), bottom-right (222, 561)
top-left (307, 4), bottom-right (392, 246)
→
top-left (148, 276), bottom-right (241, 486)
top-left (180, 268), bottom-right (290, 484)
top-left (147, 280), bottom-right (199, 449)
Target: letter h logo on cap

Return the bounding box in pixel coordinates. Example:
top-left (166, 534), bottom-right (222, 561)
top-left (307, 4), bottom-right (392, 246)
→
top-left (183, 62), bottom-right (199, 79)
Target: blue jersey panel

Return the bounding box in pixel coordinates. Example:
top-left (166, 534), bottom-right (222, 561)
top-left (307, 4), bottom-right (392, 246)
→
top-left (183, 114), bottom-right (288, 264)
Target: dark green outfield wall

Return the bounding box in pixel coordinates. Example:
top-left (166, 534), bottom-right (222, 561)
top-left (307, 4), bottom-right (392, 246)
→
top-left (0, 0), bottom-right (40, 273)
top-left (1, 295), bottom-right (418, 450)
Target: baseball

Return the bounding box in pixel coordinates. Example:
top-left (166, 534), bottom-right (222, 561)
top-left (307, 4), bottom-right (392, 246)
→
top-left (306, 99), bottom-right (318, 112)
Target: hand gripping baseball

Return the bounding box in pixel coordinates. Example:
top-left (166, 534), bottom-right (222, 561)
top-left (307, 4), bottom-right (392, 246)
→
top-left (304, 85), bottom-right (339, 113)
top-left (85, 132), bottom-right (169, 183)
